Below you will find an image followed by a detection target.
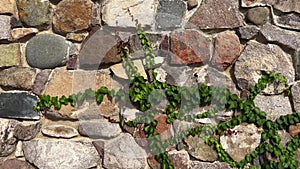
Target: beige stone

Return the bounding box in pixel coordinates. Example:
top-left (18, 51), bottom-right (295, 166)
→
top-left (0, 0), bottom-right (18, 16)
top-left (0, 44), bottom-right (21, 68)
top-left (11, 28), bottom-right (39, 41)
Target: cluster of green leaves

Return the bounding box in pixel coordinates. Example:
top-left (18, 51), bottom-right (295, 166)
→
top-left (34, 24), bottom-right (300, 169)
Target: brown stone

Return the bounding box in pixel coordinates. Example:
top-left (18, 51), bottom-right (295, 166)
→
top-left (170, 30), bottom-right (211, 65)
top-left (168, 150), bottom-right (190, 169)
top-left (42, 68), bottom-right (117, 120)
top-left (147, 155), bottom-right (161, 169)
top-left (211, 32), bottom-right (240, 70)
top-left (13, 121), bottom-right (40, 141)
top-left (0, 159), bottom-right (35, 169)
top-left (187, 0), bottom-right (198, 10)
top-left (189, 0), bottom-right (243, 29)
top-left (10, 28), bottom-right (38, 41)
top-left (53, 0), bottom-right (93, 34)
top-left (154, 114), bottom-right (173, 141)
top-left (33, 69), bottom-right (52, 95)
top-left (289, 123), bottom-right (300, 137)
top-left (123, 124), bottom-right (148, 148)
top-left (0, 0), bottom-right (17, 16)
top-left (247, 7), bottom-right (270, 25)
top-left (66, 32), bottom-right (87, 42)
top-left (0, 67), bottom-right (36, 90)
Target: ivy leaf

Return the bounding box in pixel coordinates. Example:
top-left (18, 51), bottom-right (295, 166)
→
top-left (96, 94), bottom-right (104, 104)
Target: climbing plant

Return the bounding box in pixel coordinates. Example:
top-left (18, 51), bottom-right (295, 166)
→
top-left (34, 24), bottom-right (300, 169)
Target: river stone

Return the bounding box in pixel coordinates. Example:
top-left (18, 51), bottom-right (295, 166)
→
top-left (0, 118), bottom-right (17, 157)
top-left (274, 13), bottom-right (300, 30)
top-left (238, 25), bottom-right (259, 40)
top-left (26, 34), bottom-right (70, 69)
top-left (188, 0), bottom-right (243, 29)
top-left (184, 135), bottom-right (218, 162)
top-left (17, 0), bottom-right (51, 29)
top-left (220, 123), bottom-right (263, 162)
top-left (103, 133), bottom-right (149, 169)
top-left (0, 92), bottom-right (39, 120)
top-left (102, 0), bottom-right (156, 28)
top-left (53, 0), bottom-right (93, 34)
top-left (0, 67), bottom-right (36, 90)
top-left (254, 94), bottom-right (293, 121)
top-left (23, 138), bottom-right (99, 169)
top-left (189, 161), bottom-right (235, 169)
top-left (41, 124), bottom-right (79, 138)
top-left (0, 159), bottom-right (35, 169)
top-left (156, 0), bottom-right (186, 30)
top-left (0, 43), bottom-right (20, 67)
top-left (0, 15), bottom-right (12, 40)
top-left (78, 120), bottom-right (121, 139)
top-left (260, 23), bottom-right (300, 51)
top-left (241, 0), bottom-right (300, 13)
top-left (234, 41), bottom-right (295, 94)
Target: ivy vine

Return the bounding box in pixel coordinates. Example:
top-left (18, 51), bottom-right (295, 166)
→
top-left (34, 25), bottom-right (300, 169)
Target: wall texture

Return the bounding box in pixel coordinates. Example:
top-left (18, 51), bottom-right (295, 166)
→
top-left (0, 0), bottom-right (299, 168)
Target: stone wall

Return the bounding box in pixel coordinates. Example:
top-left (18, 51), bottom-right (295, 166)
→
top-left (0, 0), bottom-right (299, 168)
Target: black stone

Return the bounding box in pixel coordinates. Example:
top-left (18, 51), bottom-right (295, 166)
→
top-left (0, 92), bottom-right (39, 120)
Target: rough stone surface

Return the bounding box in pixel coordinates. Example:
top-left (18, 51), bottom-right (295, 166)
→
top-left (184, 135), bottom-right (218, 162)
top-left (0, 67), bottom-right (36, 90)
top-left (42, 124), bottom-right (79, 138)
top-left (53, 0), bottom-right (93, 34)
top-left (23, 138), bottom-right (99, 169)
top-left (17, 0), bottom-right (51, 29)
top-left (156, 0), bottom-right (186, 30)
top-left (189, 161), bottom-right (235, 169)
top-left (189, 0), bottom-right (243, 29)
top-left (211, 32), bottom-right (240, 70)
top-left (234, 41), bottom-right (295, 94)
top-left (66, 32), bottom-right (87, 42)
top-left (238, 25), bottom-right (259, 40)
top-left (261, 23), bottom-right (300, 51)
top-left (154, 114), bottom-right (173, 141)
top-left (0, 15), bottom-right (12, 40)
top-left (274, 13), bottom-right (300, 30)
top-left (79, 29), bottom-right (122, 69)
top-left (14, 121), bottom-right (40, 140)
top-left (167, 150), bottom-right (190, 169)
top-left (292, 81), bottom-right (300, 113)
top-left (11, 27), bottom-right (38, 41)
top-left (32, 69), bottom-right (52, 95)
top-left (0, 118), bottom-right (17, 157)
top-left (0, 43), bottom-right (20, 67)
top-left (103, 133), bottom-right (148, 169)
top-left (78, 120), bottom-right (121, 139)
top-left (254, 94), bottom-right (293, 121)
top-left (170, 30), bottom-right (211, 65)
top-left (241, 0), bottom-right (300, 13)
top-left (15, 141), bottom-right (24, 157)
top-left (102, 0), bottom-right (156, 28)
top-left (220, 123), bottom-right (263, 162)
top-left (110, 60), bottom-right (147, 79)
top-left (26, 34), bottom-right (70, 69)
top-left (247, 7), bottom-right (270, 25)
top-left (43, 68), bottom-right (117, 120)
top-left (0, 0), bottom-right (17, 15)
top-left (0, 159), bottom-right (35, 169)
top-left (0, 92), bottom-right (39, 120)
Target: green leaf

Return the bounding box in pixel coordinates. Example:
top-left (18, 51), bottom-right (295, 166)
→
top-left (96, 94), bottom-right (104, 104)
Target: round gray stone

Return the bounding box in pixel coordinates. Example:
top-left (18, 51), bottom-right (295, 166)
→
top-left (26, 34), bottom-right (70, 69)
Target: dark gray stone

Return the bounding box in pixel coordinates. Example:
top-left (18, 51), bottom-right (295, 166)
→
top-left (14, 121), bottom-right (40, 140)
top-left (238, 25), bottom-right (259, 40)
top-left (17, 0), bottom-right (51, 29)
top-left (156, 0), bottom-right (186, 30)
top-left (275, 13), bottom-right (300, 30)
top-left (0, 92), bottom-right (39, 120)
top-left (26, 34), bottom-right (70, 69)
top-left (260, 23), bottom-right (300, 51)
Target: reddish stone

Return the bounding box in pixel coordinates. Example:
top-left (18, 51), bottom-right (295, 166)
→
top-left (66, 54), bottom-right (78, 70)
top-left (170, 30), bottom-right (211, 65)
top-left (33, 69), bottom-right (52, 95)
top-left (168, 150), bottom-right (190, 169)
top-left (154, 114), bottom-right (173, 141)
top-left (123, 124), bottom-right (148, 148)
top-left (92, 140), bottom-right (105, 158)
top-left (187, 0), bottom-right (198, 10)
top-left (1, 159), bottom-right (35, 169)
top-left (147, 155), bottom-right (161, 169)
top-left (211, 32), bottom-right (240, 70)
